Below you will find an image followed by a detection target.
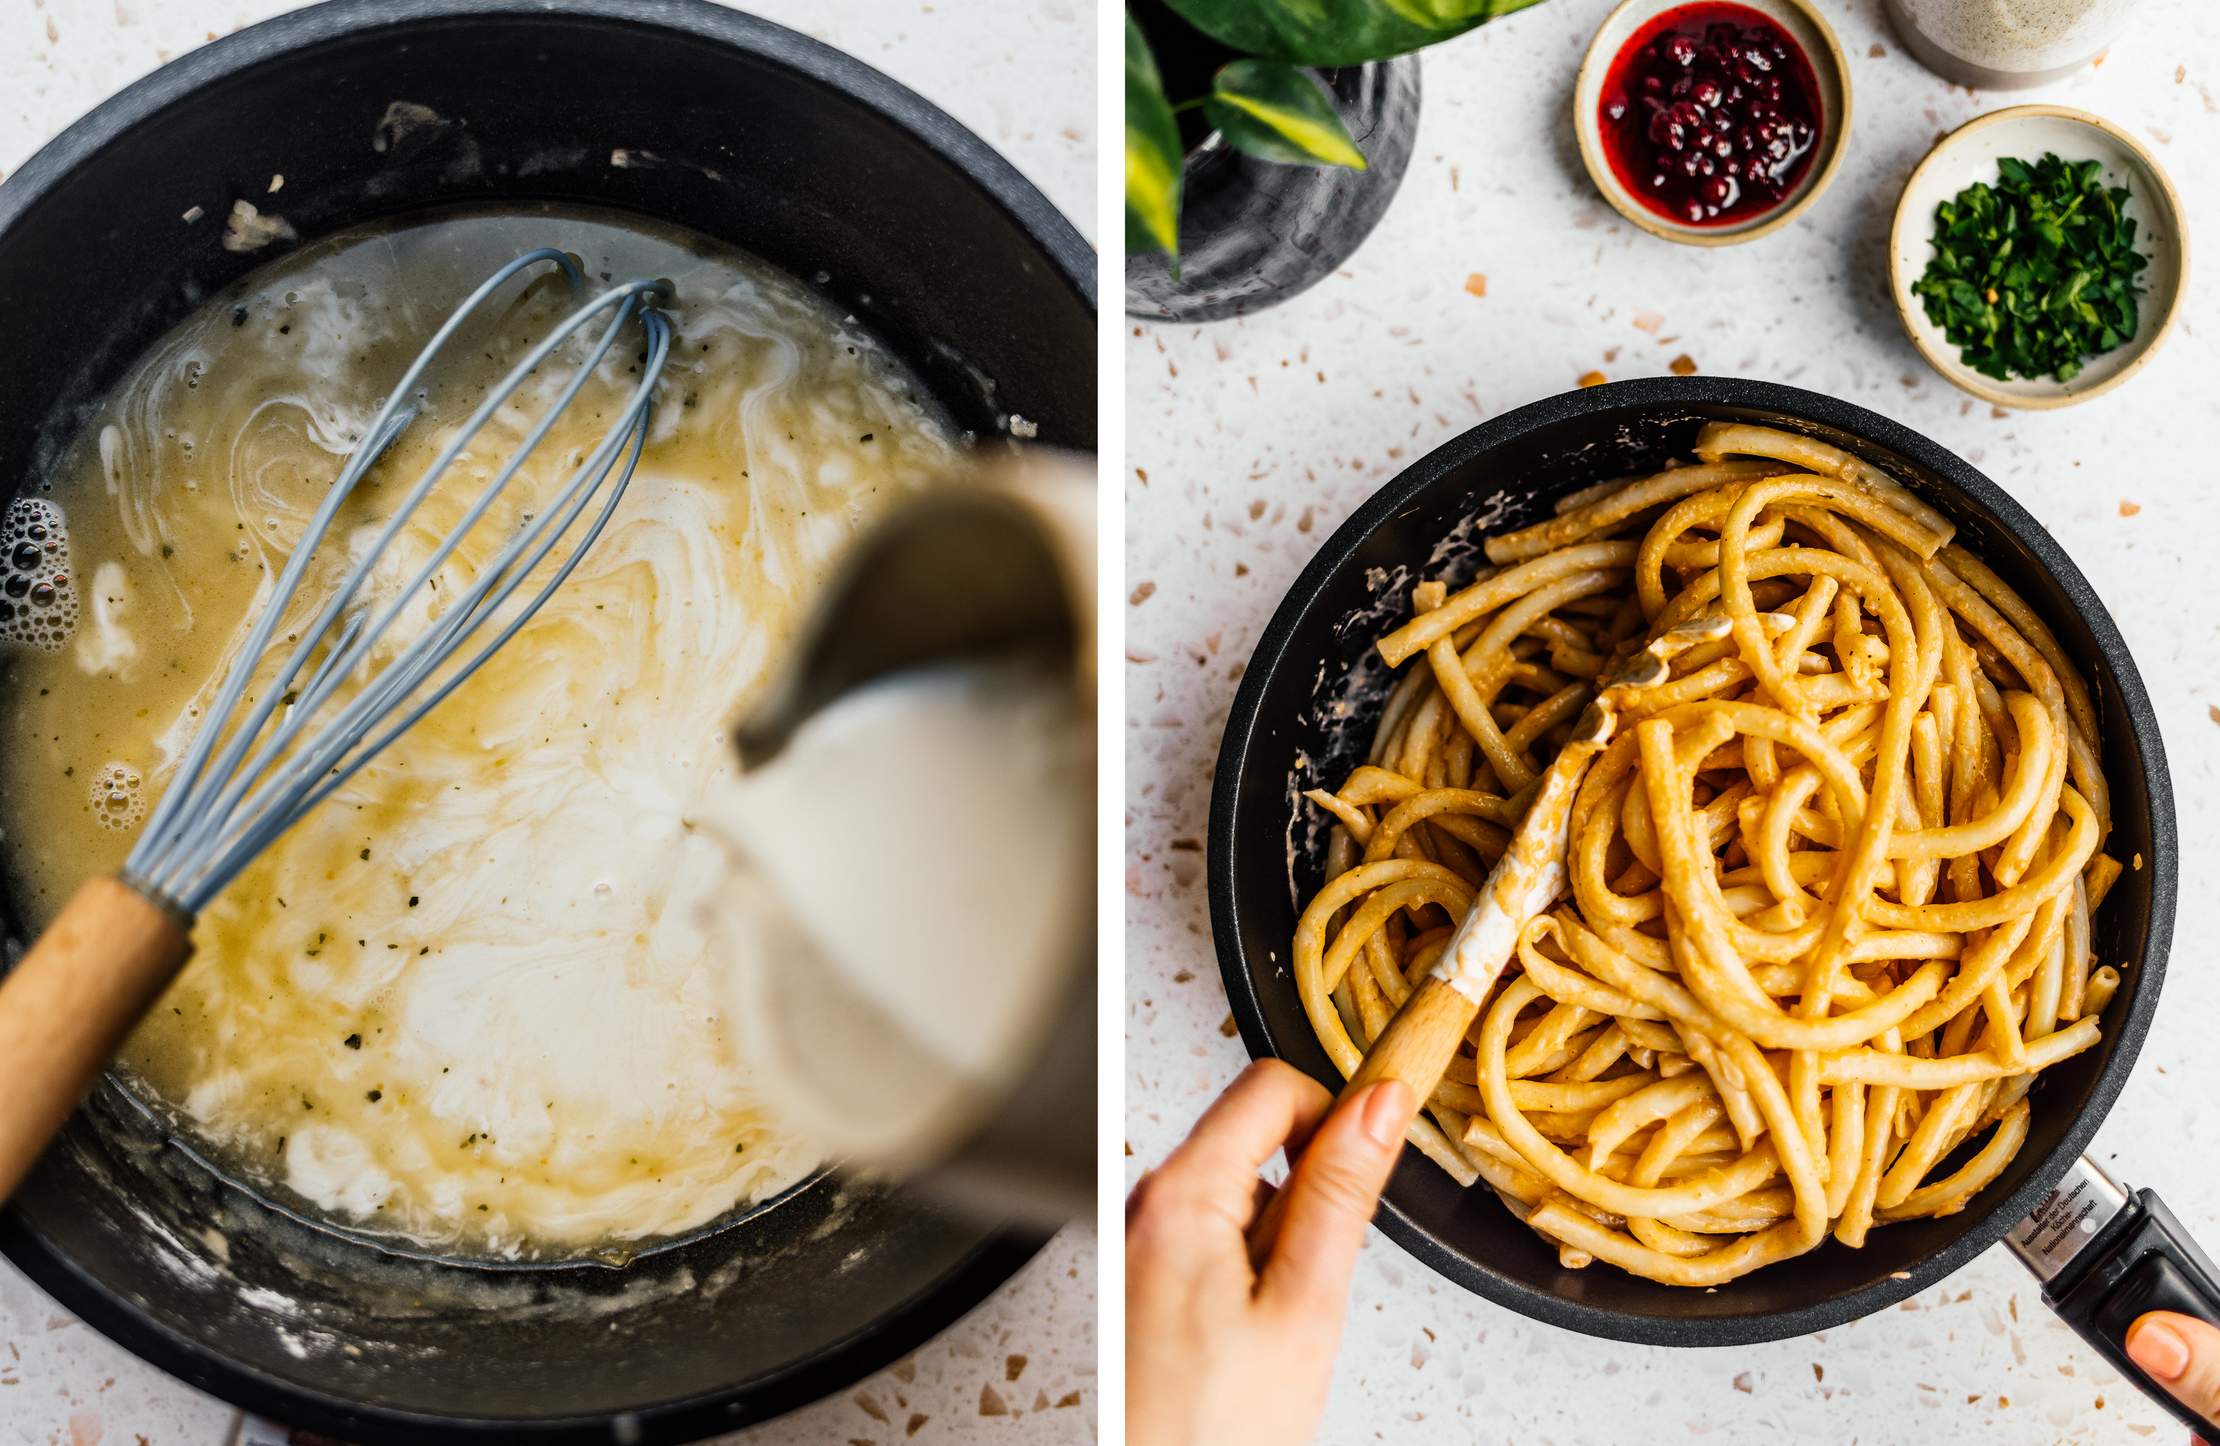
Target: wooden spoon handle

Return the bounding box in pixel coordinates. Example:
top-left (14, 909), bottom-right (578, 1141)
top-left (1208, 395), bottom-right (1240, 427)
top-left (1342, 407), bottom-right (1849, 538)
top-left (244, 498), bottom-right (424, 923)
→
top-left (1342, 974), bottom-right (1484, 1101)
top-left (0, 876), bottom-right (192, 1203)
top-left (1247, 975), bottom-right (1481, 1265)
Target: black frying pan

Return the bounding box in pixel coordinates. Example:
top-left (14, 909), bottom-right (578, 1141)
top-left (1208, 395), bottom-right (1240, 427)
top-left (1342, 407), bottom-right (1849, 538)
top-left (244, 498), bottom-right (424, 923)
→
top-left (1209, 377), bottom-right (2219, 1431)
top-left (0, 2), bottom-right (1093, 1441)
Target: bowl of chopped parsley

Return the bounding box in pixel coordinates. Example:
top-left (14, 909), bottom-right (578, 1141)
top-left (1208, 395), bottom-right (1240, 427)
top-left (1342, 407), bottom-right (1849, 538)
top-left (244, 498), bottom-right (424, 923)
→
top-left (1890, 104), bottom-right (2186, 410)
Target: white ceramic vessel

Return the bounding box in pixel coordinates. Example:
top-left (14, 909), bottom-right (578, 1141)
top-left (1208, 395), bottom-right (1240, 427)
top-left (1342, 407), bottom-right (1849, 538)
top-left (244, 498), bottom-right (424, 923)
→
top-left (1885, 0), bottom-right (2142, 89)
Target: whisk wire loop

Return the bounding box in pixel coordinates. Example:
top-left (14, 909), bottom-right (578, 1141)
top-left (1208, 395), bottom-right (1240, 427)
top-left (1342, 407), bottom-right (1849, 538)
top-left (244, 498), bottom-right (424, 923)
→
top-left (124, 251), bottom-right (675, 914)
top-left (141, 277), bottom-right (660, 889)
top-left (132, 247), bottom-right (581, 867)
top-left (177, 307), bottom-right (672, 907)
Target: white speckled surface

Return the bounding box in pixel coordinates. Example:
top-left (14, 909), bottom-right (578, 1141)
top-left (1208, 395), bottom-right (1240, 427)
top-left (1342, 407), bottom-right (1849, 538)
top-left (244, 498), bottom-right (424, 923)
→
top-left (1124, 0), bottom-right (2215, 1440)
top-left (0, 2), bottom-right (1094, 1443)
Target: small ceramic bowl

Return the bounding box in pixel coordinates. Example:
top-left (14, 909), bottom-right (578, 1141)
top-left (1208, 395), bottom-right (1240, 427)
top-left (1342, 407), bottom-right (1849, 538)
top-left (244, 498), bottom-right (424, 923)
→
top-left (1890, 104), bottom-right (2187, 410)
top-left (1573, 0), bottom-right (1852, 246)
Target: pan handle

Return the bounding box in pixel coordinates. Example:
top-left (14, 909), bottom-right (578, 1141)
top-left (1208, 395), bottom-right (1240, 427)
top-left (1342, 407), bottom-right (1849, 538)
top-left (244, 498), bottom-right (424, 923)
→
top-left (2043, 1186), bottom-right (2220, 1437)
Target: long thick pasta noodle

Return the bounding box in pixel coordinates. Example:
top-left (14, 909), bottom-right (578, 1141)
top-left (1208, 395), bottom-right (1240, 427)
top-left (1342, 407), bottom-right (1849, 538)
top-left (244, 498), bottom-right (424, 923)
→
top-left (1295, 423), bottom-right (2121, 1286)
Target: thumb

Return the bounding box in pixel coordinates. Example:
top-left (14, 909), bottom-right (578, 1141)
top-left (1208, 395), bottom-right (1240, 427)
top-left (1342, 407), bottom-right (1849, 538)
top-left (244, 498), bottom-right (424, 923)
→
top-left (1255, 1079), bottom-right (1414, 1321)
top-left (2125, 1311), bottom-right (2220, 1431)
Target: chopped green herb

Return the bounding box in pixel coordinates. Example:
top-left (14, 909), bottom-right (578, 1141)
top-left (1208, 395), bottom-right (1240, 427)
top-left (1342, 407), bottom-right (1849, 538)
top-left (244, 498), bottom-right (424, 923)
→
top-left (1911, 152), bottom-right (2146, 384)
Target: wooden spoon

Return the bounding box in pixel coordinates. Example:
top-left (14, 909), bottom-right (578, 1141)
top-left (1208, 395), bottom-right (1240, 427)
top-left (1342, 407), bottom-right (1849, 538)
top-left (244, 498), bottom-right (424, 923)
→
top-left (1246, 613), bottom-right (1743, 1262)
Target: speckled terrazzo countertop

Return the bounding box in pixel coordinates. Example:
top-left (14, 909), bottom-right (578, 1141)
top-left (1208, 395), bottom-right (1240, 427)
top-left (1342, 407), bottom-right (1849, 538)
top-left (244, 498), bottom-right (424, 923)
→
top-left (1125, 0), bottom-right (2217, 1440)
top-left (0, 2), bottom-right (1096, 1443)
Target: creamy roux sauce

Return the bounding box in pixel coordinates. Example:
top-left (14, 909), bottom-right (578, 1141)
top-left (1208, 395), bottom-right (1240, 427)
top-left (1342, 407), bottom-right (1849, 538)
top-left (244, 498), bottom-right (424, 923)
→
top-left (0, 207), bottom-right (963, 1256)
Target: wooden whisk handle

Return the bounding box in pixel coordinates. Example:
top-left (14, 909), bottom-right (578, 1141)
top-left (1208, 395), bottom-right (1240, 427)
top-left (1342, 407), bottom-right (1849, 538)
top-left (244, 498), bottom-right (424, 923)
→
top-left (1247, 975), bottom-right (1481, 1265)
top-left (0, 876), bottom-right (192, 1203)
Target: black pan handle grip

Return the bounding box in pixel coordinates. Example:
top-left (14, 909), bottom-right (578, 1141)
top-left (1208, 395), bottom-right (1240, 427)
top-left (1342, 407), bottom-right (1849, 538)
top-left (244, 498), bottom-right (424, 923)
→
top-left (2047, 1188), bottom-right (2220, 1438)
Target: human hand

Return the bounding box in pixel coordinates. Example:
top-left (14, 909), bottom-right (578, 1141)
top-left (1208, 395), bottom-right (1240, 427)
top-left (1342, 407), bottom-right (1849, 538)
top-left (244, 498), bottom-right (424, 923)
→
top-left (2126, 1310), bottom-right (2220, 1442)
top-left (1125, 1059), bottom-right (1413, 1446)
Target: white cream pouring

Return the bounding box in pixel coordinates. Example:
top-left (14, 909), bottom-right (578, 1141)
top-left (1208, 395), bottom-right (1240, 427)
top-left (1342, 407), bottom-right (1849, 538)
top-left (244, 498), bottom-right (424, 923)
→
top-left (699, 660), bottom-right (1088, 1169)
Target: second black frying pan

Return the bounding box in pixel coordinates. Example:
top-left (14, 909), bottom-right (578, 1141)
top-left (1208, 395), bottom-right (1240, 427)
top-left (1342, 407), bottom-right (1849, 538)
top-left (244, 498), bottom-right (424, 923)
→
top-left (1209, 377), bottom-right (2217, 1432)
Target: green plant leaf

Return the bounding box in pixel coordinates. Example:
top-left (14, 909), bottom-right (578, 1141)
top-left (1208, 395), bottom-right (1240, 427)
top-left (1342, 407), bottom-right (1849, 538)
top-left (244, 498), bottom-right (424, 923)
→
top-left (1382, 0), bottom-right (1548, 26)
top-left (1204, 60), bottom-right (1367, 169)
top-left (1125, 11), bottom-right (1185, 256)
top-left (1165, 0), bottom-right (1544, 66)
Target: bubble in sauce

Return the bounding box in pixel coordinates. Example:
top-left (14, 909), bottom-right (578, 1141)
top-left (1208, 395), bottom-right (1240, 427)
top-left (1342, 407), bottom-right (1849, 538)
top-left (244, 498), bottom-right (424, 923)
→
top-left (0, 498), bottom-right (77, 651)
top-left (90, 761), bottom-right (146, 832)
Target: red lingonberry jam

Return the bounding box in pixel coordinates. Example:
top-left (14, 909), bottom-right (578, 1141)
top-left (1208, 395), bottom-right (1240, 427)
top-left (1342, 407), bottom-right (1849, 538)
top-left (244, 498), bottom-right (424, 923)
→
top-left (1598, 2), bottom-right (1823, 228)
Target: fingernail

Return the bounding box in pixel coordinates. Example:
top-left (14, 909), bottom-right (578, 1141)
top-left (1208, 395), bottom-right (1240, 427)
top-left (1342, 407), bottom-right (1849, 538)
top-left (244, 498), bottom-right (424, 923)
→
top-left (1358, 1080), bottom-right (1414, 1148)
top-left (2128, 1318), bottom-right (2191, 1381)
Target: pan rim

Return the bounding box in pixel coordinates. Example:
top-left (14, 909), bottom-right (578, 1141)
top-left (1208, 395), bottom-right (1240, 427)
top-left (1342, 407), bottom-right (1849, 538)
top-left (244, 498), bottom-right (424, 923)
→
top-left (0, 0), bottom-right (1096, 317)
top-left (1207, 374), bottom-right (2176, 1346)
top-left (0, 1200), bottom-right (1046, 1443)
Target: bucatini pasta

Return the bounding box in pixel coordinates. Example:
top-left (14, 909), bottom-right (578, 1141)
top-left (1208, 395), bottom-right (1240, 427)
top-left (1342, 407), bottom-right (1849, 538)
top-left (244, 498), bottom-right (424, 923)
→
top-left (1293, 422), bottom-right (2118, 1287)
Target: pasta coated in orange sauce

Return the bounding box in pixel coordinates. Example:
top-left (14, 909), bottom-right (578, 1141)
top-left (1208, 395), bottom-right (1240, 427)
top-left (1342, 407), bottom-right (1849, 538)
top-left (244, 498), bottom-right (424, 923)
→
top-left (1295, 423), bottom-right (2120, 1286)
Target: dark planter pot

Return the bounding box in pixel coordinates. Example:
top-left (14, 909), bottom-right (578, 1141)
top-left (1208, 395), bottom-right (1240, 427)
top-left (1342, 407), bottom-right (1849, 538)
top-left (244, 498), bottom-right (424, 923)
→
top-left (1125, 57), bottom-right (1421, 323)
top-left (0, 2), bottom-right (1094, 1441)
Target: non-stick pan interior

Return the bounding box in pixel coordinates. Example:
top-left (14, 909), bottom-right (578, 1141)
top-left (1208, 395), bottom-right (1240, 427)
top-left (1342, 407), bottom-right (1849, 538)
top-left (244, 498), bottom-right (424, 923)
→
top-left (0, 2), bottom-right (1092, 1439)
top-left (1210, 377), bottom-right (2173, 1346)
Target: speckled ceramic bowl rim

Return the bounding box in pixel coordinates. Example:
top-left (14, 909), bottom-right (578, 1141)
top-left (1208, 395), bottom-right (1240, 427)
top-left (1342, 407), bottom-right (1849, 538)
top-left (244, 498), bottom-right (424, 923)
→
top-left (1572, 0), bottom-right (1853, 246)
top-left (1888, 103), bottom-right (2189, 411)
